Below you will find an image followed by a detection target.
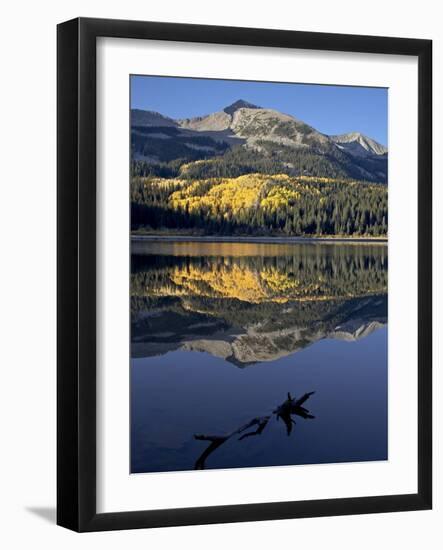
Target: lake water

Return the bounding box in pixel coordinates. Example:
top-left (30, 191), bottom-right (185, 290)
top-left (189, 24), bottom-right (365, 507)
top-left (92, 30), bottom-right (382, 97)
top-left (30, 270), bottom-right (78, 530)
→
top-left (130, 240), bottom-right (388, 473)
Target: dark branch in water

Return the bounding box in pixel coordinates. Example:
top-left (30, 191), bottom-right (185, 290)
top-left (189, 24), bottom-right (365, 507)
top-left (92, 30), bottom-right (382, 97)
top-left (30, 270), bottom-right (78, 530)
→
top-left (194, 391), bottom-right (315, 469)
top-left (238, 416), bottom-right (271, 441)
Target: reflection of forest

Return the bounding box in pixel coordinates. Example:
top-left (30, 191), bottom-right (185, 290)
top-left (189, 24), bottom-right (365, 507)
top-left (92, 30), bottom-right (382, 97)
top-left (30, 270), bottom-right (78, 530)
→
top-left (131, 245), bottom-right (387, 303)
top-left (130, 245), bottom-right (387, 365)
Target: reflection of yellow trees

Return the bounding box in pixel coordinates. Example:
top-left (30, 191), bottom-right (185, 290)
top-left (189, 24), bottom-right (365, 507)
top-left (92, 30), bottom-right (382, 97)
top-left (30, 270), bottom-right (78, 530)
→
top-left (135, 262), bottom-right (385, 304)
top-left (131, 243), bottom-right (388, 304)
top-left (259, 267), bottom-right (322, 298)
top-left (171, 264), bottom-right (267, 303)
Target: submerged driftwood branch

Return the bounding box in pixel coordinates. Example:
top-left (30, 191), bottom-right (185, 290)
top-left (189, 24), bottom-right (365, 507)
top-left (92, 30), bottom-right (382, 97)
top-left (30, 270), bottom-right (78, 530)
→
top-left (193, 391), bottom-right (316, 469)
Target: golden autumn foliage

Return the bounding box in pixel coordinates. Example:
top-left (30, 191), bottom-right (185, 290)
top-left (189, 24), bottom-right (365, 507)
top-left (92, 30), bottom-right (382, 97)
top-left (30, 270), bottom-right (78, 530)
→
top-left (168, 173), bottom-right (324, 215)
top-left (131, 172), bottom-right (388, 236)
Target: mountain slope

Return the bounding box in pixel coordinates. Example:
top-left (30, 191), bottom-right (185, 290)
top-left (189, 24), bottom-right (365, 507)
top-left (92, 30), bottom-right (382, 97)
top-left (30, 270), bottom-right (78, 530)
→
top-left (178, 111), bottom-right (232, 132)
top-left (178, 100), bottom-right (330, 149)
top-left (131, 109), bottom-right (178, 127)
top-left (131, 100), bottom-right (388, 183)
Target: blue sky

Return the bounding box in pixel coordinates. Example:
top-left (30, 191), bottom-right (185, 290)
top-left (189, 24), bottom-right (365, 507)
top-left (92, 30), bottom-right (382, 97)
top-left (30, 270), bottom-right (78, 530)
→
top-left (131, 75), bottom-right (388, 146)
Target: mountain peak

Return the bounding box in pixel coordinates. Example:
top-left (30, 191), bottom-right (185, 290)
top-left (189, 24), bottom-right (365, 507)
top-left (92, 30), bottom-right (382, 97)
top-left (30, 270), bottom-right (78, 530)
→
top-left (331, 132), bottom-right (387, 156)
top-left (223, 99), bottom-right (261, 115)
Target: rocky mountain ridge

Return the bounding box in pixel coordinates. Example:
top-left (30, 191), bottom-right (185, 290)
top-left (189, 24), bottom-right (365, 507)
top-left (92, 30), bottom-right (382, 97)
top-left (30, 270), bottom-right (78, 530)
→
top-left (131, 99), bottom-right (388, 183)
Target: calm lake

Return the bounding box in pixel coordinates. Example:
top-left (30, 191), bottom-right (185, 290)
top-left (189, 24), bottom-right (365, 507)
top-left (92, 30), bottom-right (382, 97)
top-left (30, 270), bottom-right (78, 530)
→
top-left (130, 240), bottom-right (388, 473)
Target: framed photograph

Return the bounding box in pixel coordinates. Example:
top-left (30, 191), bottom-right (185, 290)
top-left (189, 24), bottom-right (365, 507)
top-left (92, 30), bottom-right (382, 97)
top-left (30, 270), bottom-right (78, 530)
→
top-left (57, 17), bottom-right (432, 531)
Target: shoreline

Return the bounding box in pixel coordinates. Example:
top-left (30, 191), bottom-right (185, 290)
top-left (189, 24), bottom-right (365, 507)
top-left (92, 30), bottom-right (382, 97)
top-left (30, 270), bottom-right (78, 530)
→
top-left (131, 234), bottom-right (388, 245)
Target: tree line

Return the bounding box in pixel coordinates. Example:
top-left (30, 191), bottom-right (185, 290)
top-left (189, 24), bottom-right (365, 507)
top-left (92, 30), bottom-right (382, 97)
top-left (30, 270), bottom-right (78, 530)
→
top-left (131, 140), bottom-right (387, 183)
top-left (131, 175), bottom-right (388, 237)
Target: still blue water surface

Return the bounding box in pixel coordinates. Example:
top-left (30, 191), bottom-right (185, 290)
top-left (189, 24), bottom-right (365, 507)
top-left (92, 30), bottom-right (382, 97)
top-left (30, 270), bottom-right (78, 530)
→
top-left (130, 241), bottom-right (387, 473)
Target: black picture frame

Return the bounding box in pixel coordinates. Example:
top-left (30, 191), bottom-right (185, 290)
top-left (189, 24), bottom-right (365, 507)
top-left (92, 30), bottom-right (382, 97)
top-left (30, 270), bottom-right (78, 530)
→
top-left (57, 17), bottom-right (432, 532)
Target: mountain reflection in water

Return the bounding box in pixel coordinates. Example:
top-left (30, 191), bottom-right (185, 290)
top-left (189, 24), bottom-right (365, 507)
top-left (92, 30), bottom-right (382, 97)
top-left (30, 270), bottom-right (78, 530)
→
top-left (130, 241), bottom-right (388, 473)
top-left (131, 241), bottom-right (387, 366)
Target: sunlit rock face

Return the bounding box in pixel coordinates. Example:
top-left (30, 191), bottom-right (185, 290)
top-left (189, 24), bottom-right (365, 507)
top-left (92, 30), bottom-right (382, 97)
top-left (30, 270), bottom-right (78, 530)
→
top-left (330, 132), bottom-right (388, 157)
top-left (130, 242), bottom-right (387, 365)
